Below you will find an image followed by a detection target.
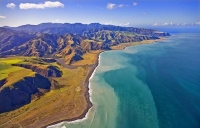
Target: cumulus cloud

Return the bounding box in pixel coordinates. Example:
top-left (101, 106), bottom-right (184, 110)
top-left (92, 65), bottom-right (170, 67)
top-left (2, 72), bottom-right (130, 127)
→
top-left (133, 2), bottom-right (138, 6)
top-left (0, 15), bottom-right (6, 19)
top-left (7, 3), bottom-right (16, 9)
top-left (19, 1), bottom-right (64, 9)
top-left (107, 3), bottom-right (129, 9)
top-left (107, 3), bottom-right (116, 9)
top-left (153, 23), bottom-right (158, 26)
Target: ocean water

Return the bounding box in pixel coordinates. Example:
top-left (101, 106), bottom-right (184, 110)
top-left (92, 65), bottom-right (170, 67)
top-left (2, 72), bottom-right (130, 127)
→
top-left (49, 33), bottom-right (200, 128)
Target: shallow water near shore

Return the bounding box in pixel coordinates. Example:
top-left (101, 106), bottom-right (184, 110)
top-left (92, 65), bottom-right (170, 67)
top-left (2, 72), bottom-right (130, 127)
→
top-left (49, 33), bottom-right (200, 128)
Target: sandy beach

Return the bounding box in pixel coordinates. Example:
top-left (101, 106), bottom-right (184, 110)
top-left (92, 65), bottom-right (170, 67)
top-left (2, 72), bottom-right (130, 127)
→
top-left (45, 52), bottom-right (102, 128)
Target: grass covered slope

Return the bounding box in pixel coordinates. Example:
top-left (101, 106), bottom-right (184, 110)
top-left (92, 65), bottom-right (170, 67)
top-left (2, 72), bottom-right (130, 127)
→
top-left (0, 63), bottom-right (23, 80)
top-left (0, 57), bottom-right (26, 80)
top-left (0, 56), bottom-right (91, 128)
top-left (0, 57), bottom-right (59, 113)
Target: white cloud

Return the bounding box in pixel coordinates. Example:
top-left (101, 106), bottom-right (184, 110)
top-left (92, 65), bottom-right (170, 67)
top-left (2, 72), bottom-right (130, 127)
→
top-left (104, 22), bottom-right (113, 25)
top-left (107, 3), bottom-right (116, 9)
top-left (133, 2), bottom-right (138, 6)
top-left (124, 22), bottom-right (130, 26)
top-left (163, 22), bottom-right (169, 26)
top-left (107, 3), bottom-right (129, 9)
top-left (182, 23), bottom-right (186, 25)
top-left (118, 4), bottom-right (124, 8)
top-left (19, 1), bottom-right (64, 9)
top-left (152, 22), bottom-right (200, 26)
top-left (0, 15), bottom-right (6, 19)
top-left (118, 4), bottom-right (129, 8)
top-left (119, 22), bottom-right (130, 26)
top-left (196, 22), bottom-right (200, 25)
top-left (153, 23), bottom-right (158, 26)
top-left (7, 3), bottom-right (16, 9)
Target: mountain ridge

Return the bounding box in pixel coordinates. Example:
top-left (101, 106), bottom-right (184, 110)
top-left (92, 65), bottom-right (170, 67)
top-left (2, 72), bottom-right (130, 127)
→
top-left (3, 22), bottom-right (170, 36)
top-left (0, 23), bottom-right (170, 64)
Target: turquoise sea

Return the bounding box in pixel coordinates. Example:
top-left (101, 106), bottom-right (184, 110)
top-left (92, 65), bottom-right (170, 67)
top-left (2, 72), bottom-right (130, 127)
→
top-left (49, 33), bottom-right (200, 128)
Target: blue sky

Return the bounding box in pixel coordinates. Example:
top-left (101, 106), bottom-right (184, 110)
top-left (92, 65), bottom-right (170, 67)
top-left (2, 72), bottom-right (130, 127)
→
top-left (0, 0), bottom-right (199, 27)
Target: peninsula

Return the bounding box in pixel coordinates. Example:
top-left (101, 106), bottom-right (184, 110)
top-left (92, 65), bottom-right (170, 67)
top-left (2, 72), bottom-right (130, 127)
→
top-left (0, 23), bottom-right (170, 128)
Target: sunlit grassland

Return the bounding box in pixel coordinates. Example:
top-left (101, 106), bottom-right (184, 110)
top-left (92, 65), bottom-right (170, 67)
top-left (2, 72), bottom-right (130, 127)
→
top-left (0, 58), bottom-right (23, 64)
top-left (2, 69), bottom-right (34, 89)
top-left (0, 63), bottom-right (23, 80)
top-left (0, 57), bottom-right (90, 127)
top-left (72, 50), bottom-right (102, 66)
top-left (0, 57), bottom-right (36, 81)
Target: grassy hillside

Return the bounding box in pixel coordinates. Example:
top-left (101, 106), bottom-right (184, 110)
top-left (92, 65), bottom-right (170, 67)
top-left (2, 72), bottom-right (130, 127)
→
top-left (0, 63), bottom-right (23, 80)
top-left (0, 57), bottom-right (42, 81)
top-left (0, 56), bottom-right (90, 128)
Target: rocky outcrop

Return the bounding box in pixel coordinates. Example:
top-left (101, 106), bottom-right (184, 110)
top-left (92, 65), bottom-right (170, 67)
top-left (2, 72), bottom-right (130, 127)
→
top-left (11, 64), bottom-right (62, 77)
top-left (0, 74), bottom-right (51, 113)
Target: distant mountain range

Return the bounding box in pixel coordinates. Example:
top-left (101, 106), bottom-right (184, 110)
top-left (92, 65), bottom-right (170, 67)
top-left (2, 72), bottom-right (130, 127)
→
top-left (0, 23), bottom-right (170, 64)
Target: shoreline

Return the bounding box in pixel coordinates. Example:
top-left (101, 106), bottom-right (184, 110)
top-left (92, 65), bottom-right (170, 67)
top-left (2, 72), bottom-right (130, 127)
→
top-left (46, 38), bottom-right (167, 127)
top-left (46, 51), bottom-right (102, 128)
